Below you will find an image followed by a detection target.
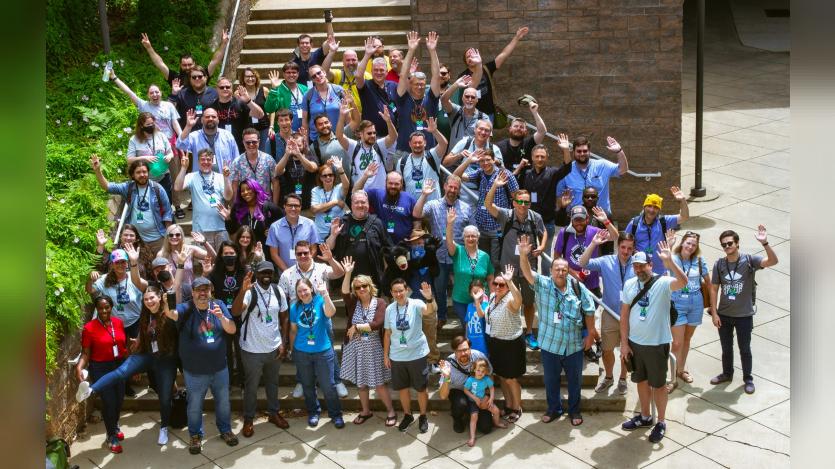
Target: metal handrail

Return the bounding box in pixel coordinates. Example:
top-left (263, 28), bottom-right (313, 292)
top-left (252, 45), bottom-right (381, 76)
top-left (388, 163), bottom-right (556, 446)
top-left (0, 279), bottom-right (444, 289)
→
top-left (113, 202), bottom-right (129, 244)
top-left (218, 0), bottom-right (242, 78)
top-left (505, 113), bottom-right (662, 180)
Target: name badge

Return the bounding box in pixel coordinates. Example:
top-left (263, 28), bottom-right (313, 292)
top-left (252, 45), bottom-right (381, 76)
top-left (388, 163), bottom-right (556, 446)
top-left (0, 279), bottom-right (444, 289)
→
top-left (476, 89), bottom-right (482, 99)
top-left (224, 124), bottom-right (232, 133)
top-left (112, 345), bottom-right (119, 358)
top-left (206, 336), bottom-right (215, 343)
top-left (515, 244), bottom-right (520, 256)
top-left (387, 221), bottom-right (395, 233)
top-left (361, 332), bottom-right (369, 342)
top-left (151, 340), bottom-right (159, 353)
top-left (289, 250), bottom-right (296, 260)
top-left (680, 293), bottom-right (689, 299)
top-left (296, 108), bottom-right (304, 119)
top-left (307, 338), bottom-right (315, 346)
top-left (531, 192), bottom-right (538, 203)
top-left (251, 116), bottom-right (259, 124)
top-left (485, 322), bottom-right (491, 336)
top-left (195, 104), bottom-right (203, 116)
top-left (553, 311), bottom-right (562, 324)
top-left (728, 295), bottom-right (736, 301)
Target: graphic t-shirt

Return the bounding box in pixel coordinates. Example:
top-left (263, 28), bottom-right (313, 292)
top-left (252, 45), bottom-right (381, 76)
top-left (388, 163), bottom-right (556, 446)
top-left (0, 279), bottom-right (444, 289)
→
top-left (464, 375), bottom-right (494, 399)
top-left (290, 294), bottom-right (331, 353)
top-left (555, 226), bottom-right (602, 290)
top-left (465, 298), bottom-right (488, 355)
top-left (711, 254), bottom-right (763, 318)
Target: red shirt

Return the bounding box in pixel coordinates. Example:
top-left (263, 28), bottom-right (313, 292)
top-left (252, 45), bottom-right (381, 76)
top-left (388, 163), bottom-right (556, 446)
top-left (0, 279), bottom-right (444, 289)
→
top-left (82, 317), bottom-right (128, 362)
top-left (385, 69), bottom-right (399, 84)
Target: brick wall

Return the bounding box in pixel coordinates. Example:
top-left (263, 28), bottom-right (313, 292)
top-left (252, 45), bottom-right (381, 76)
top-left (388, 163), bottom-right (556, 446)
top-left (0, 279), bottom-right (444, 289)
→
top-left (411, 0), bottom-right (683, 222)
top-left (46, 329), bottom-right (87, 442)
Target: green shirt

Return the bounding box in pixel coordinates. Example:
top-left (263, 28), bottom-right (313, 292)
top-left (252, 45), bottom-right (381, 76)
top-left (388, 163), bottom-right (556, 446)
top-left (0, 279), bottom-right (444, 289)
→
top-left (451, 244), bottom-right (494, 304)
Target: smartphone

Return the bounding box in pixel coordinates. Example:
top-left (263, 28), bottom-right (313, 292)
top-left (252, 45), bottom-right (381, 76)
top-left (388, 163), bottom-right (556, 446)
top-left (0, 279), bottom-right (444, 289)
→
top-left (166, 291), bottom-right (177, 310)
top-left (623, 354), bottom-right (634, 373)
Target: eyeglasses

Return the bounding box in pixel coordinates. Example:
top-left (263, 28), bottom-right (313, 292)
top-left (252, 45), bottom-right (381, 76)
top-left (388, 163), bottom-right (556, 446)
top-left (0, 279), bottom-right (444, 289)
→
top-left (721, 241), bottom-right (735, 248)
top-left (353, 284), bottom-right (369, 290)
top-left (244, 75), bottom-right (256, 79)
top-left (190, 75), bottom-right (204, 79)
top-left (168, 233), bottom-right (182, 238)
top-left (463, 95), bottom-right (477, 100)
top-left (321, 173), bottom-right (334, 178)
top-left (244, 140), bottom-right (259, 146)
top-left (217, 85), bottom-right (231, 90)
top-left (311, 71), bottom-right (325, 78)
top-left (285, 204), bottom-right (301, 209)
top-left (514, 199), bottom-right (531, 206)
top-left (583, 194), bottom-right (599, 199)
top-left (492, 281), bottom-right (507, 287)
top-left (439, 71), bottom-right (449, 76)
top-left (455, 347), bottom-right (470, 353)
top-left (295, 251), bottom-right (310, 257)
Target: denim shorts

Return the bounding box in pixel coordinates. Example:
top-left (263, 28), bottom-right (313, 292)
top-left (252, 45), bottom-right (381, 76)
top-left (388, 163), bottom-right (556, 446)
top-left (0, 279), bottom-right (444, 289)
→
top-left (673, 295), bottom-right (704, 326)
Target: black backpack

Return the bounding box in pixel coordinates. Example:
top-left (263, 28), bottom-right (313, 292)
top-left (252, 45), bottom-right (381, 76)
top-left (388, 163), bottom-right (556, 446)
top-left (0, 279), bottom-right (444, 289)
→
top-left (628, 275), bottom-right (678, 326)
top-left (629, 214), bottom-right (667, 242)
top-left (241, 283), bottom-right (285, 341)
top-left (501, 211), bottom-right (539, 248)
top-left (450, 109), bottom-right (486, 136)
top-left (124, 181), bottom-right (165, 221)
top-left (398, 151), bottom-right (442, 183)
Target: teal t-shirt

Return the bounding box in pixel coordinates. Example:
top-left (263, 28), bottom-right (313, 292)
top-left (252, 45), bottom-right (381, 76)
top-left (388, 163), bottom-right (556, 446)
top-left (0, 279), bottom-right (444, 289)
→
top-left (464, 375), bottom-right (494, 399)
top-left (384, 298), bottom-right (429, 362)
top-left (451, 244), bottom-right (494, 304)
top-left (290, 294), bottom-right (332, 353)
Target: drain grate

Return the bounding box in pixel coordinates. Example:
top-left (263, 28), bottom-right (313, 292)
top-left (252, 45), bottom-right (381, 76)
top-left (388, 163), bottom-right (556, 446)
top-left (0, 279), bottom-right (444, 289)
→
top-left (763, 9), bottom-right (790, 17)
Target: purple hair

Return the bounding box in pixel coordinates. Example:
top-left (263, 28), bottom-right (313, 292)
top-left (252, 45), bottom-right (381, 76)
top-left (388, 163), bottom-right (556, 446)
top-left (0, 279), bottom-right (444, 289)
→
top-left (233, 178), bottom-right (269, 223)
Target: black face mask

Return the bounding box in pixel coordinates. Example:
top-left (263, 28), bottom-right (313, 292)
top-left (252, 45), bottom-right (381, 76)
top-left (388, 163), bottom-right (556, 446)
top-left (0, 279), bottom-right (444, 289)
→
top-left (156, 270), bottom-right (172, 283)
top-left (222, 255), bottom-right (238, 267)
top-left (142, 125), bottom-right (156, 134)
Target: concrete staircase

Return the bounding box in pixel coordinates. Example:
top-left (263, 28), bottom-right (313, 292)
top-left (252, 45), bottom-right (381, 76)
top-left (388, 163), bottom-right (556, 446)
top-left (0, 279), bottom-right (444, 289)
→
top-left (236, 0), bottom-right (412, 77)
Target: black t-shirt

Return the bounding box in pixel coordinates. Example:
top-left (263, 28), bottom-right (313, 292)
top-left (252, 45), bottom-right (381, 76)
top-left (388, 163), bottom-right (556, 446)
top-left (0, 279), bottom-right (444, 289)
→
top-left (209, 98), bottom-right (250, 152)
top-left (277, 152), bottom-right (321, 210)
top-left (174, 86), bottom-right (219, 132)
top-left (456, 60), bottom-right (498, 115)
top-left (345, 217), bottom-right (373, 279)
top-left (209, 268), bottom-right (247, 309)
top-left (496, 136), bottom-right (537, 172)
top-left (518, 164), bottom-right (571, 224)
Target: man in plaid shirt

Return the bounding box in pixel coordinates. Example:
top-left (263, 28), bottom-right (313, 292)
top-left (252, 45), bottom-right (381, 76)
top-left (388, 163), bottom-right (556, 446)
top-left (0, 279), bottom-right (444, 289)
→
top-left (518, 234), bottom-right (598, 426)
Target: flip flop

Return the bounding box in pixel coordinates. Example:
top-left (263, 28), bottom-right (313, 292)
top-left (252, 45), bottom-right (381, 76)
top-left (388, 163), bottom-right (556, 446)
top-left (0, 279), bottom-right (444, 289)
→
top-left (570, 414), bottom-right (583, 426)
top-left (540, 411), bottom-right (563, 423)
top-left (353, 413), bottom-right (374, 425)
top-left (384, 414), bottom-right (397, 427)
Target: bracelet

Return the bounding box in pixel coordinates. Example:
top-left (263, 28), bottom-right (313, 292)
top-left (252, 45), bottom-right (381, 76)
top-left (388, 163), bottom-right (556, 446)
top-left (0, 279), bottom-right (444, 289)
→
top-left (603, 219), bottom-right (611, 225)
top-left (424, 297), bottom-right (434, 303)
top-left (761, 242), bottom-right (769, 246)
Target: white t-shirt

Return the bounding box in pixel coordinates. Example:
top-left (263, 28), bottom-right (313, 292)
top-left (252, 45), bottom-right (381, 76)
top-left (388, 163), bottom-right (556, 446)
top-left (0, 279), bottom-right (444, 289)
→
top-left (621, 275), bottom-right (675, 346)
top-left (137, 100), bottom-right (180, 139)
top-left (346, 137), bottom-right (396, 191)
top-left (239, 283), bottom-right (289, 353)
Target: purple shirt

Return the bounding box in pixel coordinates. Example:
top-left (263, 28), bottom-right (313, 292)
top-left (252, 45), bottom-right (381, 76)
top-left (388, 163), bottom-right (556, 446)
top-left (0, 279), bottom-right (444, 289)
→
top-left (366, 188), bottom-right (416, 244)
top-left (554, 225), bottom-right (602, 290)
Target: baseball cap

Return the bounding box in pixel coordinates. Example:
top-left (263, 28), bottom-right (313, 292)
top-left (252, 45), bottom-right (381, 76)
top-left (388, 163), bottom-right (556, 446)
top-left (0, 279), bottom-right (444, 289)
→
top-left (632, 252), bottom-right (650, 264)
top-left (255, 261), bottom-right (275, 272)
top-left (151, 257), bottom-right (169, 268)
top-left (192, 277), bottom-right (212, 289)
top-left (570, 205), bottom-right (588, 221)
top-left (110, 249), bottom-right (129, 263)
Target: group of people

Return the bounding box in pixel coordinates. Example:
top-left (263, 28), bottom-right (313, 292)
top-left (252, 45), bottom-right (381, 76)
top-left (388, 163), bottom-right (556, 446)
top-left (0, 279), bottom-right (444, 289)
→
top-left (73, 16), bottom-right (779, 456)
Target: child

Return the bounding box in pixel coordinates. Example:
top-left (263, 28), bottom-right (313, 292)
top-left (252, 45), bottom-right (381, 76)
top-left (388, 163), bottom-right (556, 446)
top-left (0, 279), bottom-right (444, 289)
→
top-left (462, 358), bottom-right (507, 446)
top-left (466, 281), bottom-right (489, 355)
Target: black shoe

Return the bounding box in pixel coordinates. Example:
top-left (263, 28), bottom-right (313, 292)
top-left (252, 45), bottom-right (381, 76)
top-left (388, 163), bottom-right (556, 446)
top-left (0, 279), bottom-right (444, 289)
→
top-left (453, 419), bottom-right (466, 433)
top-left (418, 414), bottom-right (429, 433)
top-left (175, 208), bottom-right (186, 219)
top-left (398, 414), bottom-right (414, 432)
top-left (648, 421), bottom-right (666, 443)
top-left (124, 384), bottom-right (136, 398)
top-left (187, 202), bottom-right (193, 211)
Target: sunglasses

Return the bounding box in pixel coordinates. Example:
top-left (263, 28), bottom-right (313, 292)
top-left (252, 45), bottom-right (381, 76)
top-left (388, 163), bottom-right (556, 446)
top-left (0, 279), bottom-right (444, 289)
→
top-left (285, 204), bottom-right (301, 209)
top-left (311, 71), bottom-right (325, 77)
top-left (492, 281), bottom-right (507, 287)
top-left (353, 284), bottom-right (369, 290)
top-left (295, 251), bottom-right (310, 257)
top-left (583, 194), bottom-right (599, 199)
top-left (321, 173), bottom-right (335, 178)
top-left (217, 85), bottom-right (232, 90)
top-left (685, 231), bottom-right (701, 239)
top-left (514, 199), bottom-right (531, 206)
top-left (439, 71), bottom-right (449, 76)
top-left (721, 241), bottom-right (735, 248)
top-left (190, 75), bottom-right (204, 79)
top-left (244, 140), bottom-right (259, 146)
top-left (168, 233), bottom-right (182, 238)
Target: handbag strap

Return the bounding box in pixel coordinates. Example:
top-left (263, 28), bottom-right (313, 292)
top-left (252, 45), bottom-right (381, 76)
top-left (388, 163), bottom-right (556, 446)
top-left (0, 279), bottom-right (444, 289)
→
top-left (483, 65), bottom-right (500, 105)
top-left (629, 275), bottom-right (659, 310)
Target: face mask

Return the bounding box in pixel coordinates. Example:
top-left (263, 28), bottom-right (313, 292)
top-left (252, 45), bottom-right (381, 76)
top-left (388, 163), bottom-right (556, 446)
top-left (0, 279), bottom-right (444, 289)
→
top-left (156, 270), bottom-right (172, 283)
top-left (222, 255), bottom-right (237, 267)
top-left (142, 125), bottom-right (156, 134)
top-left (411, 246), bottom-right (426, 260)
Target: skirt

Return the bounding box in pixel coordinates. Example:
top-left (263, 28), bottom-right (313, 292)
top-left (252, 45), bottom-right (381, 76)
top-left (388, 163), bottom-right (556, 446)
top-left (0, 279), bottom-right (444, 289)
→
top-left (486, 334), bottom-right (526, 379)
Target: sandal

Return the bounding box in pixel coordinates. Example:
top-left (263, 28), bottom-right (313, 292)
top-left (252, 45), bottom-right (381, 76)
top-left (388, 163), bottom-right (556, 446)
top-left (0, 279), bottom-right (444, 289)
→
top-left (570, 413), bottom-right (583, 426)
top-left (506, 409), bottom-right (522, 423)
top-left (540, 411), bottom-right (562, 423)
top-left (666, 381), bottom-right (678, 393)
top-left (678, 370), bottom-right (694, 383)
top-left (353, 413), bottom-right (374, 425)
top-left (384, 414), bottom-right (397, 427)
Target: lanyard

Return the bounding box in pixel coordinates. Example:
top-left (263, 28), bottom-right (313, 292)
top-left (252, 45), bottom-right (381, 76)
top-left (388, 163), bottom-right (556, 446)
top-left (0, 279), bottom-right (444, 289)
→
top-left (408, 155), bottom-right (426, 180)
top-left (467, 252), bottom-right (478, 275)
top-left (201, 131), bottom-right (217, 153)
top-left (116, 276), bottom-right (129, 302)
top-left (255, 285), bottom-right (273, 318)
top-left (149, 316), bottom-right (157, 341)
top-left (396, 301), bottom-right (409, 329)
top-left (727, 259), bottom-right (740, 282)
top-left (618, 259), bottom-right (628, 284)
top-left (136, 185), bottom-right (150, 207)
top-left (296, 264), bottom-right (313, 280)
top-left (573, 230), bottom-right (587, 251)
top-left (199, 171), bottom-right (214, 192)
top-left (245, 154), bottom-right (259, 176)
top-left (98, 319), bottom-right (117, 345)
top-left (287, 222), bottom-right (299, 247)
top-left (288, 85), bottom-right (302, 106)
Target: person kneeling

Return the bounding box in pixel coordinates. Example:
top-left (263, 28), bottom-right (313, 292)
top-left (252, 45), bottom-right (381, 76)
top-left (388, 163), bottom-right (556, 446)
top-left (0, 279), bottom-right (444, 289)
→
top-left (462, 359), bottom-right (507, 446)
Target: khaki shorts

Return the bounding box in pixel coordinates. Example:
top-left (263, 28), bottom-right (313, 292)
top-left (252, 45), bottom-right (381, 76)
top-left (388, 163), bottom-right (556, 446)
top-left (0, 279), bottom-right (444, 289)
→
top-left (600, 311), bottom-right (621, 351)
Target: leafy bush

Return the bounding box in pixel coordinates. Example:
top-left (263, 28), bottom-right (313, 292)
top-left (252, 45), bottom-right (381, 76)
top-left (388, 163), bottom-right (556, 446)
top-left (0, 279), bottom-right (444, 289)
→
top-left (45, 0), bottom-right (218, 374)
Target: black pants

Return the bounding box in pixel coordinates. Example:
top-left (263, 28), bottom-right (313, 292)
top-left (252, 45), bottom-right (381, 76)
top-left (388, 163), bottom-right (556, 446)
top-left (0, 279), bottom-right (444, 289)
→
top-left (449, 388), bottom-right (493, 435)
top-left (477, 236), bottom-right (502, 274)
top-left (718, 314), bottom-right (754, 382)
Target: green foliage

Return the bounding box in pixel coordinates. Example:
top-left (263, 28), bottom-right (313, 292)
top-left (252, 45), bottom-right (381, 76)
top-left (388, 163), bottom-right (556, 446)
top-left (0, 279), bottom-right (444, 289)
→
top-left (45, 0), bottom-right (219, 373)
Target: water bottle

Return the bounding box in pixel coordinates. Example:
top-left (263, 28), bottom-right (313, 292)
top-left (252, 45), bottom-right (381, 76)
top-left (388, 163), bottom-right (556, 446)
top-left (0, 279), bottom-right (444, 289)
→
top-left (102, 61), bottom-right (113, 82)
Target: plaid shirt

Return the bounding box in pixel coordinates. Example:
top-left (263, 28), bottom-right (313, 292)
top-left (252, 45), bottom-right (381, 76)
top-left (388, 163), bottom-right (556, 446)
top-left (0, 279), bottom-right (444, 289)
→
top-left (531, 273), bottom-right (595, 356)
top-left (421, 197), bottom-right (473, 264)
top-left (464, 166), bottom-right (519, 235)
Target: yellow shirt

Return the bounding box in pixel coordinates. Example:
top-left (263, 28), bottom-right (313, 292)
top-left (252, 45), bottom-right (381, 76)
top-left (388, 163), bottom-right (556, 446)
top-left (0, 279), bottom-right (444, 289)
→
top-left (331, 68), bottom-right (372, 114)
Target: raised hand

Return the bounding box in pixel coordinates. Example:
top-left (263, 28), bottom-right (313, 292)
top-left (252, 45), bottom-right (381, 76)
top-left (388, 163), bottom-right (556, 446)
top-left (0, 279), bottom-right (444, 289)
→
top-left (426, 116), bottom-right (438, 133)
top-left (493, 170), bottom-right (509, 187)
top-left (420, 281), bottom-right (433, 300)
top-left (422, 178), bottom-right (436, 196)
top-left (341, 256), bottom-right (355, 273)
top-left (330, 217), bottom-right (343, 236)
top-left (328, 156), bottom-right (343, 171)
top-left (339, 97), bottom-right (353, 117)
top-left (592, 229), bottom-right (610, 245)
top-left (253, 241), bottom-right (263, 257)
top-left (378, 104), bottom-right (392, 123)
top-left (406, 31), bottom-right (421, 50)
top-left (518, 234), bottom-right (532, 256)
top-left (235, 85), bottom-right (251, 102)
top-left (670, 185), bottom-right (685, 202)
top-left (665, 228), bottom-right (677, 247)
top-left (200, 256), bottom-right (213, 275)
top-left (191, 231), bottom-right (205, 245)
top-left (316, 242), bottom-right (334, 262)
top-left (173, 248), bottom-right (188, 266)
top-left (171, 78), bottom-right (182, 96)
top-left (409, 57), bottom-right (419, 74)
top-left (210, 302), bottom-right (224, 319)
top-left (425, 31), bottom-right (439, 51)
top-left (364, 161), bottom-right (379, 179)
top-left (180, 153), bottom-right (189, 168)
top-left (96, 229), bottom-right (108, 247)
top-left (221, 29), bottom-right (230, 43)
top-left (446, 206), bottom-right (456, 225)
top-left (326, 35), bottom-right (340, 53)
top-left (316, 279), bottom-right (328, 295)
top-left (222, 166), bottom-right (231, 179)
top-left (502, 264), bottom-right (515, 281)
top-left (606, 136), bottom-right (622, 153)
top-left (515, 26), bottom-right (530, 40)
top-left (529, 100), bottom-right (539, 114)
top-left (467, 48), bottom-right (482, 67)
top-left (186, 109), bottom-right (198, 128)
top-left (268, 70), bottom-right (281, 88)
top-left (90, 154), bottom-right (101, 171)
top-left (364, 36), bottom-right (377, 56)
top-left (215, 202), bottom-right (230, 220)
top-left (755, 224), bottom-right (768, 244)
top-left (557, 132), bottom-right (570, 151)
top-left (140, 33), bottom-right (152, 49)
top-left (470, 285), bottom-right (484, 303)
top-left (439, 360), bottom-right (451, 378)
top-left (517, 158), bottom-right (530, 169)
top-left (558, 189), bottom-right (573, 209)
top-left (454, 75), bottom-right (472, 89)
top-left (591, 206), bottom-right (609, 224)
top-left (656, 240), bottom-right (672, 262)
top-left (123, 242), bottom-right (140, 263)
top-left (241, 271), bottom-right (253, 292)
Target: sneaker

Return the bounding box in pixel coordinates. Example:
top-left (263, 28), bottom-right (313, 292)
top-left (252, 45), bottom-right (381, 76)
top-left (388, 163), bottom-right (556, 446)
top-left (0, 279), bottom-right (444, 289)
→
top-left (188, 435), bottom-right (202, 454)
top-left (75, 381), bottom-right (92, 403)
top-left (710, 373), bottom-right (732, 385)
top-left (115, 430), bottom-right (124, 441)
top-left (648, 421), bottom-right (666, 443)
top-left (80, 369), bottom-right (88, 381)
top-left (744, 381), bottom-right (756, 394)
top-left (333, 416), bottom-right (345, 429)
top-left (308, 414), bottom-right (320, 427)
top-left (418, 414), bottom-right (429, 433)
top-left (292, 383), bottom-right (304, 398)
top-left (525, 333), bottom-right (540, 351)
top-left (175, 208), bottom-right (186, 219)
top-left (157, 427), bottom-right (168, 446)
top-left (220, 431), bottom-right (239, 447)
top-left (617, 378), bottom-right (628, 395)
top-left (107, 435), bottom-right (123, 454)
top-left (398, 414), bottom-right (414, 432)
top-left (429, 363), bottom-right (441, 375)
top-left (595, 377), bottom-right (614, 393)
top-left (336, 382), bottom-right (349, 398)
top-left (621, 415), bottom-right (653, 431)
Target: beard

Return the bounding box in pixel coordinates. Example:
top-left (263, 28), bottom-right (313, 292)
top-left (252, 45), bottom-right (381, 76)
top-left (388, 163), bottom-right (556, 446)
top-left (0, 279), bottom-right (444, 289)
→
top-left (203, 120), bottom-right (217, 131)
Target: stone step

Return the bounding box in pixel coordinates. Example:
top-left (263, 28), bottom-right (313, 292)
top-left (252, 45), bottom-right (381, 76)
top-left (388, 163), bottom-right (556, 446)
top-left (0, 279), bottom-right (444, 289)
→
top-left (245, 16), bottom-right (412, 36)
top-left (243, 31), bottom-right (407, 50)
top-left (120, 383), bottom-right (626, 413)
top-left (239, 44), bottom-right (408, 65)
top-left (250, 4), bottom-right (411, 21)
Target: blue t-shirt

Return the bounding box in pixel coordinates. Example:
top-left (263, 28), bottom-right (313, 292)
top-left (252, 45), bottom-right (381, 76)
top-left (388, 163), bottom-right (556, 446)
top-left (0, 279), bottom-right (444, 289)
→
top-left (464, 375), bottom-right (494, 399)
top-left (623, 215), bottom-right (680, 274)
top-left (265, 216), bottom-right (321, 268)
top-left (289, 294), bottom-right (332, 353)
top-left (365, 188), bottom-right (416, 244)
top-left (671, 255), bottom-right (709, 302)
top-left (176, 301), bottom-right (232, 374)
top-left (184, 171), bottom-right (227, 232)
top-left (465, 299), bottom-right (488, 356)
top-left (93, 276), bottom-right (143, 327)
top-left (302, 84), bottom-right (343, 141)
top-left (556, 159), bottom-right (621, 213)
top-left (621, 275), bottom-right (675, 346)
top-left (394, 89), bottom-right (439, 151)
top-left (384, 298), bottom-right (430, 362)
top-left (586, 254), bottom-right (635, 314)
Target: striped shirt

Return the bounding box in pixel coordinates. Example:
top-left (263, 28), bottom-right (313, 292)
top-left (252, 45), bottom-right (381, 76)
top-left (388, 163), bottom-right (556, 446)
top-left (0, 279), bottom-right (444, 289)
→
top-left (421, 197), bottom-right (473, 264)
top-left (531, 273), bottom-right (595, 356)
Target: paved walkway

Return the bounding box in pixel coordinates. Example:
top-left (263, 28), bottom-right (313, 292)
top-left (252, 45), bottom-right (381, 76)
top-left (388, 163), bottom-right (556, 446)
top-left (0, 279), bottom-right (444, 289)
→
top-left (68, 6), bottom-right (790, 468)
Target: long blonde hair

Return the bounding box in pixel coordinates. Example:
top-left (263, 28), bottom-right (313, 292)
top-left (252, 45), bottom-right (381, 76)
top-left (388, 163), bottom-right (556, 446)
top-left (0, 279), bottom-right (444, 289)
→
top-left (159, 224), bottom-right (187, 259)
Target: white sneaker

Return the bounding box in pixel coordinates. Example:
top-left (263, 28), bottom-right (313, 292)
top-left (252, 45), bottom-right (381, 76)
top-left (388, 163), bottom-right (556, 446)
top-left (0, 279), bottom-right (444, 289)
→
top-left (336, 382), bottom-right (349, 398)
top-left (157, 427), bottom-right (168, 446)
top-left (81, 369), bottom-right (88, 381)
top-left (292, 383), bottom-right (304, 398)
top-left (75, 381), bottom-right (92, 403)
top-left (429, 363), bottom-right (441, 375)
top-left (594, 377), bottom-right (614, 394)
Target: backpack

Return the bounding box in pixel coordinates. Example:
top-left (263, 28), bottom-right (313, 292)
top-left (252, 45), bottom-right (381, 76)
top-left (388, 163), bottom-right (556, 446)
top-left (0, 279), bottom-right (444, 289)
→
top-left (501, 211), bottom-right (539, 248)
top-left (629, 275), bottom-right (678, 326)
top-left (398, 151), bottom-right (441, 182)
top-left (450, 108), bottom-right (486, 136)
top-left (168, 388), bottom-right (188, 429)
top-left (304, 84), bottom-right (344, 118)
top-left (717, 254), bottom-right (758, 306)
top-left (124, 181), bottom-right (165, 221)
top-left (241, 283), bottom-right (284, 341)
top-left (629, 214), bottom-right (667, 245)
top-left (559, 228), bottom-right (593, 260)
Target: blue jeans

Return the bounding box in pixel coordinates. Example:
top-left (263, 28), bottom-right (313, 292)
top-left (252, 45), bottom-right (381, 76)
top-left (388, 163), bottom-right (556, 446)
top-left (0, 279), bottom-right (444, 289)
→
top-left (434, 262), bottom-right (453, 321)
top-left (542, 223), bottom-right (556, 273)
top-left (258, 128), bottom-right (272, 155)
top-left (294, 348), bottom-right (342, 419)
top-left (91, 353), bottom-right (177, 427)
top-left (452, 301), bottom-right (470, 325)
top-left (541, 349), bottom-right (583, 416)
top-left (240, 350), bottom-right (281, 420)
top-left (183, 367), bottom-right (232, 437)
top-left (718, 314), bottom-right (754, 382)
top-left (88, 360), bottom-right (125, 437)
